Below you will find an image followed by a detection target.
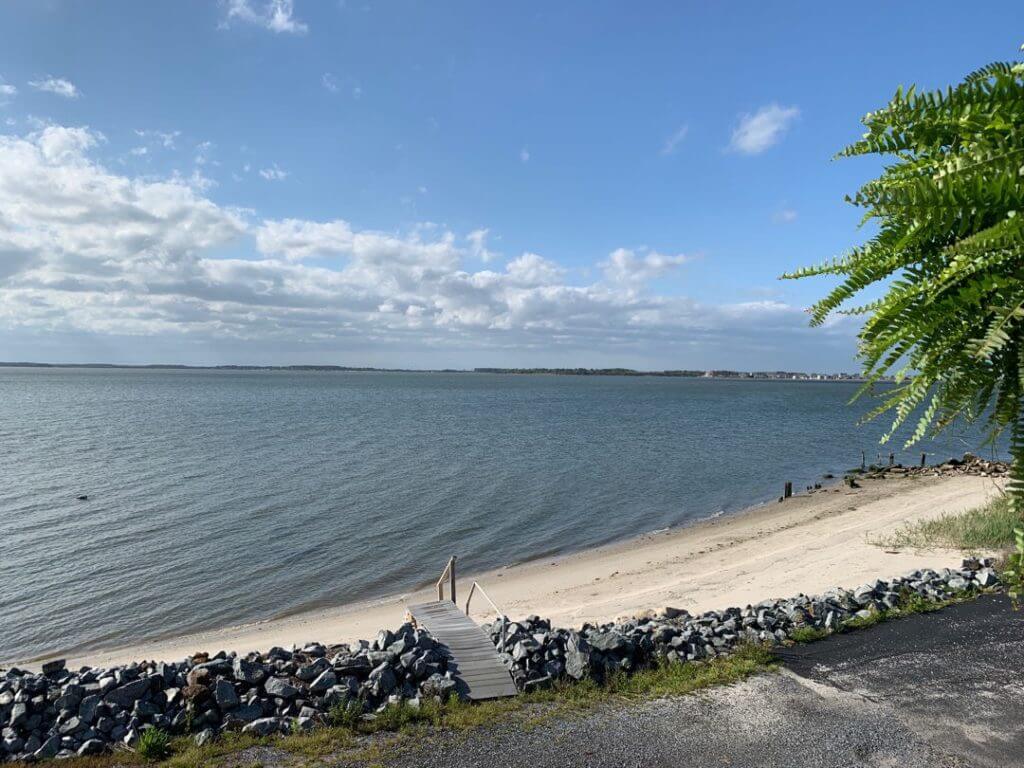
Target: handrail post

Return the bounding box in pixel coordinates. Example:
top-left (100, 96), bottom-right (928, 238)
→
top-left (449, 555), bottom-right (456, 604)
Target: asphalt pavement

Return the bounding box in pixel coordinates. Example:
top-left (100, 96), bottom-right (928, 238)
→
top-left (368, 593), bottom-right (1024, 768)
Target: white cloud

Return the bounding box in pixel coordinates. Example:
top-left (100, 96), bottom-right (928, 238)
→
top-left (259, 164), bottom-right (288, 181)
top-left (172, 168), bottom-right (217, 192)
top-left (660, 124), bottom-right (688, 156)
top-left (729, 104), bottom-right (799, 155)
top-left (129, 146), bottom-right (148, 157)
top-left (194, 140), bottom-right (215, 166)
top-left (519, 147), bottom-right (530, 163)
top-left (352, 85), bottom-right (362, 99)
top-left (222, 0), bottom-right (308, 34)
top-left (134, 129), bottom-right (181, 149)
top-left (504, 253), bottom-right (565, 286)
top-left (28, 77), bottom-right (79, 99)
top-left (0, 78), bottom-right (17, 101)
top-left (321, 72), bottom-right (339, 93)
top-left (0, 122), bottom-right (849, 366)
top-left (467, 229), bottom-right (497, 263)
top-left (773, 207), bottom-right (798, 223)
top-left (600, 247), bottom-right (691, 286)
top-left (255, 218), bottom-right (354, 260)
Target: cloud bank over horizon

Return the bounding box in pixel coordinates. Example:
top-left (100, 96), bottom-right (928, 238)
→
top-left (0, 124), bottom-right (854, 369)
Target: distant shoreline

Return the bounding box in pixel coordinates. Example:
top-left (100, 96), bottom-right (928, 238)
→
top-left (0, 362), bottom-right (881, 382)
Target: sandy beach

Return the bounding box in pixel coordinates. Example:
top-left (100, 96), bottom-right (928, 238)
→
top-left (37, 473), bottom-right (1003, 671)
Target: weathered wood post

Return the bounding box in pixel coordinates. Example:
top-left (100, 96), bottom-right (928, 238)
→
top-left (888, 452), bottom-right (894, 467)
top-left (449, 555), bottom-right (457, 605)
top-left (784, 481), bottom-right (793, 499)
top-left (861, 450), bottom-right (866, 470)
top-left (920, 452), bottom-right (926, 468)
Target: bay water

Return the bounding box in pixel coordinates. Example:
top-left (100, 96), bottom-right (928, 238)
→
top-left (0, 367), bottom-right (994, 661)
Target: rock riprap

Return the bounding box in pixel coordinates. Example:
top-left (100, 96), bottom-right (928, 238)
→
top-left (0, 560), bottom-right (1000, 762)
top-left (0, 623), bottom-right (456, 762)
top-left (483, 559), bottom-right (1001, 692)
top-left (855, 452), bottom-right (1008, 481)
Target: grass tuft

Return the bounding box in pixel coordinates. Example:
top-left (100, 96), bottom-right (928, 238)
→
top-left (788, 626), bottom-right (831, 643)
top-left (875, 494), bottom-right (1020, 551)
top-left (137, 728), bottom-right (172, 761)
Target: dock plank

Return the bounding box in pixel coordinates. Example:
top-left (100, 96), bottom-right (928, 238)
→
top-left (408, 600), bottom-right (518, 700)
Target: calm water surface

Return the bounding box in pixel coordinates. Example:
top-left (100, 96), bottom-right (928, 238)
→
top-left (0, 368), bottom-right (993, 661)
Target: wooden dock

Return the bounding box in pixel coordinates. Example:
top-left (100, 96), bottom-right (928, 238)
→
top-left (407, 600), bottom-right (518, 700)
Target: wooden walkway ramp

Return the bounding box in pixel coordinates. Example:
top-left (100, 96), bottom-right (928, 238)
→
top-left (408, 600), bottom-right (518, 700)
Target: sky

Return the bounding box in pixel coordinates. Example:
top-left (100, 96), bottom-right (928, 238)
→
top-left (0, 1), bottom-right (1020, 370)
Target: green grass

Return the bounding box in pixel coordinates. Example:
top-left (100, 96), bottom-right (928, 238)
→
top-left (874, 494), bottom-right (1020, 551)
top-left (137, 729), bottom-right (172, 761)
top-left (787, 588), bottom-right (979, 645)
top-left (788, 626), bottom-right (831, 643)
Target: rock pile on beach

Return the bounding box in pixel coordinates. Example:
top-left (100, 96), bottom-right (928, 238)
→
top-left (0, 623), bottom-right (462, 762)
top-left (857, 452), bottom-right (1009, 481)
top-left (0, 560), bottom-right (1002, 762)
top-left (483, 558), bottom-right (1001, 692)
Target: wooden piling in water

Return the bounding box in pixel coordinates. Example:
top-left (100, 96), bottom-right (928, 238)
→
top-left (784, 481), bottom-right (793, 499)
top-left (921, 452), bottom-right (927, 467)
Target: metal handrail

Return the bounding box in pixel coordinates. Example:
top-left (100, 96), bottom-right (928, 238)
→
top-left (465, 580), bottom-right (508, 653)
top-left (436, 555), bottom-right (456, 603)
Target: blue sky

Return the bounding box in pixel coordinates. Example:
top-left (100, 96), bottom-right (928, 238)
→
top-left (0, 1), bottom-right (1020, 369)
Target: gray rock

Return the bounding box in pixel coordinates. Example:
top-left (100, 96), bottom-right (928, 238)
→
top-left (134, 699), bottom-right (161, 719)
top-left (104, 677), bottom-right (150, 708)
top-left (332, 655), bottom-right (372, 677)
top-left (194, 728), bottom-right (216, 747)
top-left (264, 677), bottom-right (299, 699)
top-left (947, 576), bottom-right (969, 591)
top-left (8, 703), bottom-right (27, 729)
top-left (77, 738), bottom-right (106, 756)
top-left (58, 717), bottom-right (84, 736)
top-left (588, 630), bottom-right (632, 655)
top-left (233, 657), bottom-right (267, 685)
top-left (565, 634), bottom-right (592, 680)
top-left (242, 717), bottom-right (285, 736)
top-left (214, 679), bottom-right (239, 710)
top-left (226, 702), bottom-right (263, 724)
top-left (975, 568), bottom-right (999, 588)
top-left (309, 669), bottom-right (337, 694)
top-left (41, 659), bottom-right (66, 678)
top-left (34, 735), bottom-right (61, 760)
top-left (420, 674), bottom-right (456, 701)
top-left (78, 694), bottom-right (102, 724)
top-left (369, 663), bottom-right (397, 697)
top-left (296, 658), bottom-right (330, 682)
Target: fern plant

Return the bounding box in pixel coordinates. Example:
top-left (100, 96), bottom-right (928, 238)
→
top-left (784, 56), bottom-right (1024, 514)
top-left (1005, 526), bottom-right (1024, 607)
